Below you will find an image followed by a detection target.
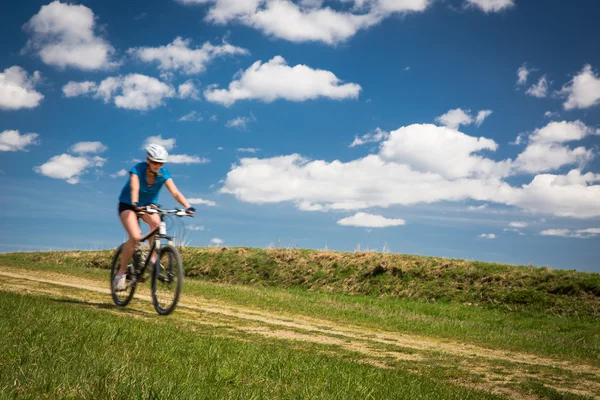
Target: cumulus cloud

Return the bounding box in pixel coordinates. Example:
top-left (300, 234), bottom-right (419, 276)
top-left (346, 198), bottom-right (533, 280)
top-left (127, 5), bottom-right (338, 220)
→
top-left (205, 56), bottom-right (361, 106)
top-left (176, 0), bottom-right (431, 45)
top-left (143, 135), bottom-right (176, 151)
top-left (559, 64), bottom-right (600, 110)
top-left (188, 198), bottom-right (216, 206)
top-left (0, 66), bottom-right (44, 110)
top-left (350, 127), bottom-right (389, 147)
top-left (226, 114), bottom-right (257, 130)
top-left (70, 141), bottom-right (107, 154)
top-left (23, 1), bottom-right (117, 70)
top-left (465, 0), bottom-right (515, 13)
top-left (128, 37), bottom-right (249, 74)
top-left (379, 124), bottom-right (510, 179)
top-left (178, 111), bottom-right (203, 122)
top-left (509, 221), bottom-right (528, 228)
top-left (479, 233), bottom-right (496, 239)
top-left (63, 74), bottom-right (176, 111)
top-left (178, 80), bottom-right (200, 100)
top-left (35, 153), bottom-right (106, 184)
top-left (210, 237), bottom-right (224, 245)
top-left (526, 75), bottom-right (548, 98)
top-left (219, 122), bottom-right (600, 219)
top-left (540, 228), bottom-right (600, 239)
top-left (512, 120), bottom-right (598, 174)
top-left (168, 154), bottom-right (210, 164)
top-left (237, 148), bottom-right (260, 153)
top-left (517, 63), bottom-right (529, 85)
top-left (110, 169), bottom-right (127, 178)
top-left (435, 108), bottom-right (492, 129)
top-left (0, 130), bottom-right (39, 151)
top-left (337, 212), bottom-right (405, 228)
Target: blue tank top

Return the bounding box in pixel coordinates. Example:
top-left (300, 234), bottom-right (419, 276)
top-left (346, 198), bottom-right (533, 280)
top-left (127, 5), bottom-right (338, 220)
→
top-left (118, 162), bottom-right (171, 205)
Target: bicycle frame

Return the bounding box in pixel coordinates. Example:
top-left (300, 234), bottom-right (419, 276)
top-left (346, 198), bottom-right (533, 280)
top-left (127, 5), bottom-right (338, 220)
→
top-left (136, 214), bottom-right (173, 272)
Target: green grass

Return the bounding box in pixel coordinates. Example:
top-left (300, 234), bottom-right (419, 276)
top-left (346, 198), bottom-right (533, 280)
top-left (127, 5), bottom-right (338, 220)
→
top-left (0, 291), bottom-right (504, 400)
top-left (1, 249), bottom-right (599, 366)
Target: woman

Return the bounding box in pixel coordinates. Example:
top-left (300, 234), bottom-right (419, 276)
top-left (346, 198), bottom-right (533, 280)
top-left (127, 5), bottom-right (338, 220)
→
top-left (114, 143), bottom-right (195, 291)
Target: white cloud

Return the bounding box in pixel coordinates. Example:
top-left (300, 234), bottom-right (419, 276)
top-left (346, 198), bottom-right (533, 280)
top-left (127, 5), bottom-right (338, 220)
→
top-left (210, 237), bottom-right (224, 245)
top-left (379, 124), bottom-right (510, 179)
top-left (349, 127), bottom-right (389, 147)
top-left (465, 0), bottom-right (514, 13)
top-left (544, 111), bottom-right (559, 119)
top-left (337, 212), bottom-right (405, 228)
top-left (479, 233), bottom-right (496, 239)
top-left (63, 74), bottom-right (176, 111)
top-left (169, 154), bottom-right (211, 164)
top-left (0, 130), bottom-right (39, 151)
top-left (509, 221), bottom-right (528, 228)
top-left (178, 80), bottom-right (200, 100)
top-left (559, 64), bottom-right (600, 110)
top-left (517, 63), bottom-right (529, 85)
top-left (540, 228), bottom-right (600, 239)
top-left (177, 0), bottom-right (431, 45)
top-left (237, 148), bottom-right (260, 153)
top-left (23, 1), bottom-right (117, 70)
top-left (34, 154), bottom-right (106, 184)
top-left (219, 122), bottom-right (600, 219)
top-left (179, 111), bottom-right (203, 122)
top-left (475, 110), bottom-right (493, 126)
top-left (143, 135), bottom-right (176, 151)
top-left (62, 81), bottom-right (97, 98)
top-left (188, 225), bottom-right (205, 231)
top-left (0, 66), bottom-right (44, 110)
top-left (513, 120), bottom-right (598, 174)
top-left (128, 37), bottom-right (249, 74)
top-left (70, 141), bottom-right (107, 154)
top-left (205, 56), bottom-right (361, 106)
top-left (526, 75), bottom-right (548, 98)
top-left (508, 169), bottom-right (600, 218)
top-left (435, 108), bottom-right (492, 129)
top-left (110, 169), bottom-right (127, 178)
top-left (210, 115), bottom-right (218, 122)
top-left (188, 198), bottom-right (216, 206)
top-left (226, 114), bottom-right (257, 130)
top-left (467, 204), bottom-right (487, 210)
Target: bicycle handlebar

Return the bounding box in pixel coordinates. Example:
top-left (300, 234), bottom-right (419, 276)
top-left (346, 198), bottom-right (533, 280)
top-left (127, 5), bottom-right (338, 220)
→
top-left (136, 206), bottom-right (192, 217)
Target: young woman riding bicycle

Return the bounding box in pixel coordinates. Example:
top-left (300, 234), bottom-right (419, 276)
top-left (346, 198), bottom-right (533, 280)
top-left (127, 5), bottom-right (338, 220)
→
top-left (114, 143), bottom-right (195, 291)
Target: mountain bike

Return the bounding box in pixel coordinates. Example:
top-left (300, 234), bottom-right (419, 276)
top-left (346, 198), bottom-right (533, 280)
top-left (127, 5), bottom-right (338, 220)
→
top-left (110, 205), bottom-right (192, 315)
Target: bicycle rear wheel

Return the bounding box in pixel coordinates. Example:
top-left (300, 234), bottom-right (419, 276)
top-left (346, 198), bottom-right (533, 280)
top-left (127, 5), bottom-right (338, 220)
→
top-left (151, 244), bottom-right (183, 315)
top-left (110, 244), bottom-right (137, 307)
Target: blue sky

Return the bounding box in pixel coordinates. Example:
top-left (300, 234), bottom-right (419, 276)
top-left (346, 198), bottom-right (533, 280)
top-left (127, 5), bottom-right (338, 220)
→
top-left (2, 0), bottom-right (600, 273)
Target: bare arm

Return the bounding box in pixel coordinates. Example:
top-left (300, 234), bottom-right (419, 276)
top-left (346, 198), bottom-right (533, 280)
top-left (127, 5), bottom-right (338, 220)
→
top-left (164, 178), bottom-right (194, 214)
top-left (130, 173), bottom-right (140, 204)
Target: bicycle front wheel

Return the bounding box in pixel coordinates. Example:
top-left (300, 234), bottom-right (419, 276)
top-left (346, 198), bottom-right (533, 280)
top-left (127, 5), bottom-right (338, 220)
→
top-left (110, 244), bottom-right (137, 307)
top-left (151, 244), bottom-right (183, 315)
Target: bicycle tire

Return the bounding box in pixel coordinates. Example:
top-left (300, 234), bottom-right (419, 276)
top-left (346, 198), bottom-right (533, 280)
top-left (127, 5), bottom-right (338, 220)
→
top-left (151, 244), bottom-right (183, 315)
top-left (110, 243), bottom-right (137, 307)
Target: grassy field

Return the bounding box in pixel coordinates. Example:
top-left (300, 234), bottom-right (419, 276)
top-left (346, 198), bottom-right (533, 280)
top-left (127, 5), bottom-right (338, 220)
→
top-left (1, 247), bottom-right (599, 399)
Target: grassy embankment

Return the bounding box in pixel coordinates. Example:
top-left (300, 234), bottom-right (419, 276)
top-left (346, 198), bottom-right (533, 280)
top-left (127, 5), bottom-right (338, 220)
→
top-left (1, 248), bottom-right (599, 399)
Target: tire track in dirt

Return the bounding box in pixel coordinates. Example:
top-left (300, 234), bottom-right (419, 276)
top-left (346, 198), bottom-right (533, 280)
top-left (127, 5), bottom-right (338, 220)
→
top-left (1, 267), bottom-right (599, 400)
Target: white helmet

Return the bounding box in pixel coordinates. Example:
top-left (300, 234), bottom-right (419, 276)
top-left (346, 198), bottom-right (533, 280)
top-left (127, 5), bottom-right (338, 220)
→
top-left (146, 143), bottom-right (168, 163)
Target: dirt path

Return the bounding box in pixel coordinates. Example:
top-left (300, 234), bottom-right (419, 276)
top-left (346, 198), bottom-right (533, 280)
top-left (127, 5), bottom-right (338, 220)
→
top-left (1, 266), bottom-right (599, 400)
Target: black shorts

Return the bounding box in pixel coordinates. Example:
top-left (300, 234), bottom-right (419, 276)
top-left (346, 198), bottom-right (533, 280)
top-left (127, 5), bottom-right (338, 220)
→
top-left (118, 202), bottom-right (137, 215)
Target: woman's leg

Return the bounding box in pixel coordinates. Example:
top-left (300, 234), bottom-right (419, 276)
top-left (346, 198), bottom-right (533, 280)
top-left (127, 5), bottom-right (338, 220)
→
top-left (140, 212), bottom-right (161, 262)
top-left (119, 210), bottom-right (142, 275)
